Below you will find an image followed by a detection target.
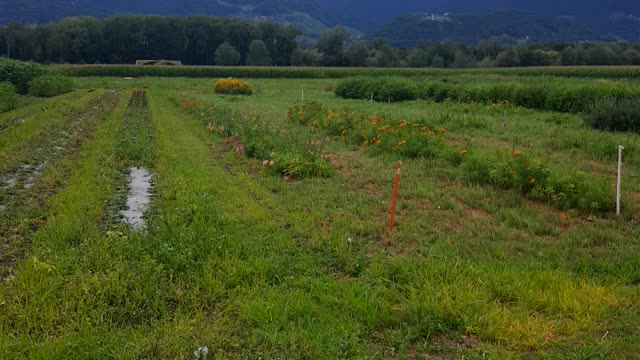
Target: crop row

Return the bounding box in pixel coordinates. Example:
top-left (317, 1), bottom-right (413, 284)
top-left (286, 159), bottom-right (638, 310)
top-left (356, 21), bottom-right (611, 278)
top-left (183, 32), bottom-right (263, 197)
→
top-left (172, 96), bottom-right (333, 178)
top-left (50, 65), bottom-right (640, 79)
top-left (335, 76), bottom-right (640, 114)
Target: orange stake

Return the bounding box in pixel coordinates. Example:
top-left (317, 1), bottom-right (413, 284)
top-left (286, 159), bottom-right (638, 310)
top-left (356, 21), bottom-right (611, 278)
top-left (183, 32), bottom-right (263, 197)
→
top-left (388, 160), bottom-right (402, 235)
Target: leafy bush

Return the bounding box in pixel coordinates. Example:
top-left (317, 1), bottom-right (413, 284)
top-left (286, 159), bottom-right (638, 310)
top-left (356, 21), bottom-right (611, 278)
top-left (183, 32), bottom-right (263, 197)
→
top-left (28, 75), bottom-right (74, 97)
top-left (460, 150), bottom-right (612, 213)
top-left (417, 80), bottom-right (640, 113)
top-left (0, 81), bottom-right (17, 113)
top-left (0, 58), bottom-right (47, 94)
top-left (335, 76), bottom-right (418, 102)
top-left (587, 98), bottom-right (640, 133)
top-left (214, 79), bottom-right (253, 95)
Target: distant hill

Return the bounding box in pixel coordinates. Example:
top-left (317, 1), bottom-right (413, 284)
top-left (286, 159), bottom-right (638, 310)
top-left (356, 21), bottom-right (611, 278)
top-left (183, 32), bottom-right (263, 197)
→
top-left (373, 12), bottom-right (617, 47)
top-left (0, 0), bottom-right (638, 42)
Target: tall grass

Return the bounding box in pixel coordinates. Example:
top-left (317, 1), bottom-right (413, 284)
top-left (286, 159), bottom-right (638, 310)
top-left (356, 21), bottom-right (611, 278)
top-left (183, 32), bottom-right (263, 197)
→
top-left (50, 65), bottom-right (640, 79)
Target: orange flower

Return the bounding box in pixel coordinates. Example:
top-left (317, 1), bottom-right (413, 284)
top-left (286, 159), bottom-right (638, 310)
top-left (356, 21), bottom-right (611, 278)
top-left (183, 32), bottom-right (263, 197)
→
top-left (561, 213), bottom-right (569, 224)
top-left (398, 140), bottom-right (407, 146)
top-left (459, 149), bottom-right (468, 155)
top-left (530, 178), bottom-right (536, 185)
top-left (376, 139), bottom-right (381, 145)
top-left (438, 127), bottom-right (446, 134)
top-left (412, 124), bottom-right (420, 128)
top-left (513, 149), bottom-right (523, 157)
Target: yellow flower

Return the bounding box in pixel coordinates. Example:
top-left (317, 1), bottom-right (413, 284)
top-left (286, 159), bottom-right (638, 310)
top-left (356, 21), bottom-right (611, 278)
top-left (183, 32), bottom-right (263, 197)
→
top-left (398, 140), bottom-right (407, 146)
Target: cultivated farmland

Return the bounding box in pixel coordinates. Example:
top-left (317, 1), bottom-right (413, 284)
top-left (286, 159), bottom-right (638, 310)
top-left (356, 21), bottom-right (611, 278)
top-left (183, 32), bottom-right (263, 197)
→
top-left (1, 70), bottom-right (639, 359)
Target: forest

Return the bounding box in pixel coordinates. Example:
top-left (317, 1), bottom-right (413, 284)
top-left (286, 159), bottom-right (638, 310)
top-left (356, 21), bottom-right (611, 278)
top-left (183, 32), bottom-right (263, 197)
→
top-left (1, 15), bottom-right (640, 68)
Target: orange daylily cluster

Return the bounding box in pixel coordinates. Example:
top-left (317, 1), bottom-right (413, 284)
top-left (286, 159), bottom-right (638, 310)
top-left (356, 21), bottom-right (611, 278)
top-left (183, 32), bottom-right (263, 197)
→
top-left (288, 102), bottom-right (448, 158)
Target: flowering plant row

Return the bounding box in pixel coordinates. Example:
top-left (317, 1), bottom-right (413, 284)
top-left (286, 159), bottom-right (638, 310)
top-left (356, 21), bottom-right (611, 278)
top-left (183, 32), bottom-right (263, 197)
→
top-left (174, 96), bottom-right (332, 178)
top-left (288, 102), bottom-right (450, 159)
top-left (289, 101), bottom-right (614, 214)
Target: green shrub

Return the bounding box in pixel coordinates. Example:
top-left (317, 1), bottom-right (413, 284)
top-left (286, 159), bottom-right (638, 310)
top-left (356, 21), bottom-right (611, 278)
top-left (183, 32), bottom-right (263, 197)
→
top-left (213, 79), bottom-right (253, 95)
top-left (587, 98), bottom-right (640, 133)
top-left (335, 76), bottom-right (417, 102)
top-left (0, 81), bottom-right (17, 113)
top-left (28, 75), bottom-right (74, 97)
top-left (0, 58), bottom-right (47, 94)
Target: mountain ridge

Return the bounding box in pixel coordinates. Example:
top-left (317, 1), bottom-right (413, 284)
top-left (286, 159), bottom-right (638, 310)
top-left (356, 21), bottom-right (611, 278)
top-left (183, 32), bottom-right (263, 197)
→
top-left (0, 0), bottom-right (638, 42)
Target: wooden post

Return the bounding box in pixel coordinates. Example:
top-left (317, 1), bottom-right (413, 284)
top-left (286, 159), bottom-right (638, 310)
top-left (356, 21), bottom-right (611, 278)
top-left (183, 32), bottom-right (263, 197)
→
top-left (388, 161), bottom-right (402, 236)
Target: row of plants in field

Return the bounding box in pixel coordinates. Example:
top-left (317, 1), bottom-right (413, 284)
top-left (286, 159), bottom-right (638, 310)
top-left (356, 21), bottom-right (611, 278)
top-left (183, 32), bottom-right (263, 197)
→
top-left (27, 75), bottom-right (74, 97)
top-left (587, 98), bottom-right (640, 134)
top-left (0, 82), bottom-right (16, 112)
top-left (334, 76), bottom-right (640, 114)
top-left (0, 58), bottom-right (75, 113)
top-left (171, 91), bottom-right (332, 178)
top-left (0, 57), bottom-right (46, 94)
top-left (289, 102), bottom-right (614, 214)
top-left (50, 64), bottom-right (640, 79)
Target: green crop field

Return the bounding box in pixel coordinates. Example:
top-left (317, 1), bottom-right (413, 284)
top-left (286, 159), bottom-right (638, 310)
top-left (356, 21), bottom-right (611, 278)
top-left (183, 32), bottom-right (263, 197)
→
top-left (1, 71), bottom-right (639, 359)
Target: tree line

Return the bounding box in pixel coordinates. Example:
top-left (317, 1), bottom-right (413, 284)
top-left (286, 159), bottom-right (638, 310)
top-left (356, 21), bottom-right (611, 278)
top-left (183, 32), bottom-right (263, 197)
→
top-left (1, 16), bottom-right (640, 67)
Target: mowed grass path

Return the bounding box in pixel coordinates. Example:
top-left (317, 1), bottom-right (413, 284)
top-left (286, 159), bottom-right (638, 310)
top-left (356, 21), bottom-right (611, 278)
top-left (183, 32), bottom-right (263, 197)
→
top-left (0, 77), bottom-right (639, 358)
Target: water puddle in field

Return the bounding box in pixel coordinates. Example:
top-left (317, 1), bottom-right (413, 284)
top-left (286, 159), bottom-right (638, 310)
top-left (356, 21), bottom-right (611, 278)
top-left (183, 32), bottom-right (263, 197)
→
top-left (4, 174), bottom-right (18, 189)
top-left (24, 162), bottom-right (46, 190)
top-left (120, 167), bottom-right (153, 230)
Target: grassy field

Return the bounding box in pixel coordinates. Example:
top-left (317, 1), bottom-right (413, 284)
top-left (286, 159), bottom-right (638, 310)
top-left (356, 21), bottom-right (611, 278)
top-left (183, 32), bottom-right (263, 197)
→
top-left (0, 74), bottom-right (639, 359)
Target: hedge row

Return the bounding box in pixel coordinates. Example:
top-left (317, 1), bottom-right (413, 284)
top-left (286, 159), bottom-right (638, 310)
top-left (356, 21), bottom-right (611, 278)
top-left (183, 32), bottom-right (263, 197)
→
top-left (49, 64), bottom-right (640, 79)
top-left (28, 75), bottom-right (74, 97)
top-left (0, 82), bottom-right (17, 113)
top-left (417, 81), bottom-right (640, 113)
top-left (334, 76), bottom-right (640, 114)
top-left (0, 58), bottom-right (47, 94)
top-left (335, 76), bottom-right (418, 102)
top-left (588, 98), bottom-right (640, 134)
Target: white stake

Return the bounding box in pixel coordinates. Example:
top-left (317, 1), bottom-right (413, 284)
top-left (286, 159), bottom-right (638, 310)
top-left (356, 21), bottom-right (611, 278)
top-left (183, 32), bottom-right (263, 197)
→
top-left (370, 93), bottom-right (374, 102)
top-left (617, 145), bottom-right (624, 216)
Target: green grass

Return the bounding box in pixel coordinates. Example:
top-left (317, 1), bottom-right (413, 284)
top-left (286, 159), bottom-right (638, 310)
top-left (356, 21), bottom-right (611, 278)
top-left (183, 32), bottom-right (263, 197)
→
top-left (0, 76), bottom-right (639, 358)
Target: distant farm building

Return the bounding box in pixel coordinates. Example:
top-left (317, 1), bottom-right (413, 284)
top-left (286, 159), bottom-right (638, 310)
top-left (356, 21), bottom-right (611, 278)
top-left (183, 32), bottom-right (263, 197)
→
top-left (135, 60), bottom-right (183, 66)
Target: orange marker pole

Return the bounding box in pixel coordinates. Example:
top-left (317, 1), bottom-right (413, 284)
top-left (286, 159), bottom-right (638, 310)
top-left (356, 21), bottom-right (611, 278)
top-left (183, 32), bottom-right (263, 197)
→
top-left (388, 160), bottom-right (402, 236)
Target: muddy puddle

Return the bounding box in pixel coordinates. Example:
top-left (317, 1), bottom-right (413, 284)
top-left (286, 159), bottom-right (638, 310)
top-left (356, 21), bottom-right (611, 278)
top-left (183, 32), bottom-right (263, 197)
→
top-left (120, 167), bottom-right (153, 230)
